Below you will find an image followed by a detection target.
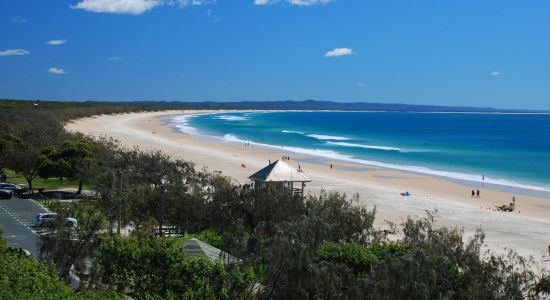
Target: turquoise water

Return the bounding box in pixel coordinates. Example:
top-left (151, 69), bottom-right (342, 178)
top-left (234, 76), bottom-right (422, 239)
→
top-left (172, 111), bottom-right (550, 192)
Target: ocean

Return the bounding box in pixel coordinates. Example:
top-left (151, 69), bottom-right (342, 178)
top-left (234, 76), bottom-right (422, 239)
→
top-left (171, 111), bottom-right (550, 193)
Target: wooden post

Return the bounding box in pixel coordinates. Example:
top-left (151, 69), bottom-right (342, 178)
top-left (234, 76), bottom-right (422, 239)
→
top-left (301, 182), bottom-right (305, 198)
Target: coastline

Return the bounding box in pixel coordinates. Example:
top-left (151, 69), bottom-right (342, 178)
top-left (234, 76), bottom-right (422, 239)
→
top-left (66, 110), bottom-right (550, 261)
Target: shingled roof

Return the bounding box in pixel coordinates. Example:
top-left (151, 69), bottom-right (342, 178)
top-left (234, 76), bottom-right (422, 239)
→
top-left (181, 238), bottom-right (240, 264)
top-left (248, 160), bottom-right (311, 183)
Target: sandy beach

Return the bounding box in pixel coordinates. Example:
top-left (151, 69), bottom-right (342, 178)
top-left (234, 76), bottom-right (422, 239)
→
top-left (66, 110), bottom-right (550, 261)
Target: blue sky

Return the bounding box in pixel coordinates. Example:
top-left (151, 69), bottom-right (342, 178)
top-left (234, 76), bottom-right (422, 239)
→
top-left (1, 0), bottom-right (549, 109)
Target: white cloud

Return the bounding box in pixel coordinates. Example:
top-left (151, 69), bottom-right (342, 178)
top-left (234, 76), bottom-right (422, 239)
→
top-left (255, 0), bottom-right (332, 5)
top-left (0, 49), bottom-right (30, 56)
top-left (11, 16), bottom-right (28, 23)
top-left (288, 0), bottom-right (331, 5)
top-left (177, 0), bottom-right (216, 6)
top-left (206, 9), bottom-right (222, 22)
top-left (324, 48), bottom-right (353, 57)
top-left (72, 0), bottom-right (215, 15)
top-left (72, 0), bottom-right (163, 15)
top-left (108, 56), bottom-right (123, 61)
top-left (46, 39), bottom-right (67, 45)
top-left (48, 67), bottom-right (68, 75)
top-left (491, 70), bottom-right (501, 76)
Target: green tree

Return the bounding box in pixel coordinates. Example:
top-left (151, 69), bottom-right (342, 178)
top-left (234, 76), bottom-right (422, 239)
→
top-left (4, 111), bottom-right (63, 193)
top-left (39, 201), bottom-right (106, 284)
top-left (95, 236), bottom-right (255, 299)
top-left (38, 139), bottom-right (99, 194)
top-left (0, 227), bottom-right (121, 299)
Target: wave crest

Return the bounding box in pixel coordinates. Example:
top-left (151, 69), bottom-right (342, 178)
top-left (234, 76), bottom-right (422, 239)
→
top-left (173, 115), bottom-right (198, 135)
top-left (326, 141), bottom-right (404, 152)
top-left (307, 134), bottom-right (350, 141)
top-left (212, 115), bottom-right (249, 121)
top-left (282, 130), bottom-right (305, 135)
top-left (220, 133), bottom-right (549, 192)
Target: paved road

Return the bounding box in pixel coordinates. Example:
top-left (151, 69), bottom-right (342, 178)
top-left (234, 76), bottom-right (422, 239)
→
top-left (0, 196), bottom-right (49, 257)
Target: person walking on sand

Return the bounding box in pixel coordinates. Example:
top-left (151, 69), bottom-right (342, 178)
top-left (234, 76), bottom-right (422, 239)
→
top-left (476, 189), bottom-right (480, 198)
top-left (471, 190), bottom-right (475, 198)
top-left (330, 164), bottom-right (333, 170)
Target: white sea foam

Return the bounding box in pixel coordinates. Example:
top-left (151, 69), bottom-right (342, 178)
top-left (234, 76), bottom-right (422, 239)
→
top-left (282, 130), bottom-right (351, 141)
top-left (282, 130), bottom-right (305, 135)
top-left (222, 134), bottom-right (351, 160)
top-left (222, 134), bottom-right (247, 143)
top-left (212, 115), bottom-right (249, 121)
top-left (220, 133), bottom-right (550, 192)
top-left (326, 141), bottom-right (403, 152)
top-left (307, 134), bottom-right (350, 141)
top-left (172, 115), bottom-right (198, 135)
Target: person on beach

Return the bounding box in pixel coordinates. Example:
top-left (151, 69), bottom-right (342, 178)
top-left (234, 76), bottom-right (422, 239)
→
top-left (471, 190), bottom-right (475, 197)
top-left (513, 195), bottom-right (516, 203)
top-left (476, 189), bottom-right (480, 198)
top-left (482, 174), bottom-right (485, 181)
top-left (330, 164), bottom-right (333, 170)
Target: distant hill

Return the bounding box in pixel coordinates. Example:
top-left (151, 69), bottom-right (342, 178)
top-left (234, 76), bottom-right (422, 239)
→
top-left (2, 99), bottom-right (547, 113)
top-left (140, 100), bottom-right (547, 113)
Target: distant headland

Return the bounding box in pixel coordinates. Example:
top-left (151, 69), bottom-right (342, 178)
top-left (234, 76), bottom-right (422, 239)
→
top-left (1, 99), bottom-right (548, 113)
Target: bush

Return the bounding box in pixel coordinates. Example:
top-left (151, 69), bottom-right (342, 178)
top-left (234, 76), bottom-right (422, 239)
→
top-left (95, 236), bottom-right (255, 299)
top-left (317, 243), bottom-right (377, 274)
top-left (0, 228), bottom-right (120, 299)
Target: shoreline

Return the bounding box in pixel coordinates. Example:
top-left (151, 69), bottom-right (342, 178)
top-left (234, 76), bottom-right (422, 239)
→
top-left (66, 110), bottom-right (550, 261)
top-left (168, 111), bottom-right (550, 198)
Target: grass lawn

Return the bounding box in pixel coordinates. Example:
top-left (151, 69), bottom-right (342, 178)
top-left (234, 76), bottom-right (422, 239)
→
top-left (3, 169), bottom-right (92, 191)
top-left (38, 198), bottom-right (97, 212)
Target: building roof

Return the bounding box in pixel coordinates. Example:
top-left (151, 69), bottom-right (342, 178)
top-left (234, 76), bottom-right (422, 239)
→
top-left (181, 238), bottom-right (240, 264)
top-left (248, 160), bottom-right (311, 183)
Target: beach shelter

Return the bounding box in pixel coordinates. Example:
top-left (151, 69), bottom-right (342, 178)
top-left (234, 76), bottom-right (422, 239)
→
top-left (181, 238), bottom-right (240, 264)
top-left (248, 160), bottom-right (311, 197)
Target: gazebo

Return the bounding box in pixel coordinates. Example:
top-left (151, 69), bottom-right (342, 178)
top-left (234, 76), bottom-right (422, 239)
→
top-left (181, 238), bottom-right (240, 264)
top-left (248, 160), bottom-right (311, 197)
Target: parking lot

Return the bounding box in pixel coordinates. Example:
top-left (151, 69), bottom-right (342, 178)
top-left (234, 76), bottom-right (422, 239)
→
top-left (0, 196), bottom-right (50, 257)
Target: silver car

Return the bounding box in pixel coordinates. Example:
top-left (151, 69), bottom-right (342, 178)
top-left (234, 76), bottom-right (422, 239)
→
top-left (36, 213), bottom-right (78, 227)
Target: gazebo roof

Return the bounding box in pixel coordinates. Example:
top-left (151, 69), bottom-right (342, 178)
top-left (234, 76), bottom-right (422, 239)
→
top-left (181, 238), bottom-right (240, 264)
top-left (248, 160), bottom-right (311, 183)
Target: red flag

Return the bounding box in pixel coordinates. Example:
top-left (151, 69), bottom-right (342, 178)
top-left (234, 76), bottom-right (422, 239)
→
top-left (241, 163), bottom-right (246, 168)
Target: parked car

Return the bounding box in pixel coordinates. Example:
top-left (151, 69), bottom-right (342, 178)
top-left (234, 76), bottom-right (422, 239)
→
top-left (35, 213), bottom-right (78, 227)
top-left (0, 183), bottom-right (26, 195)
top-left (0, 189), bottom-right (12, 199)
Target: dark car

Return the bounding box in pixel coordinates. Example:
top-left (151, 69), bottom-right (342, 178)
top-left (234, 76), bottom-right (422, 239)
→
top-left (0, 189), bottom-right (12, 199)
top-left (0, 183), bottom-right (26, 195)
